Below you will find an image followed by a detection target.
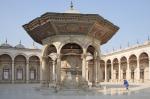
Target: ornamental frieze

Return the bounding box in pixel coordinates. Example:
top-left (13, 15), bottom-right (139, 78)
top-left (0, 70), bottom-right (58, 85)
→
top-left (54, 22), bottom-right (93, 34)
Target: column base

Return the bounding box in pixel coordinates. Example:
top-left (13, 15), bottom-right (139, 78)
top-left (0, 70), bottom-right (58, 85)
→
top-left (26, 80), bottom-right (29, 84)
top-left (41, 81), bottom-right (49, 88)
top-left (92, 81), bottom-right (96, 87)
top-left (11, 80), bottom-right (15, 84)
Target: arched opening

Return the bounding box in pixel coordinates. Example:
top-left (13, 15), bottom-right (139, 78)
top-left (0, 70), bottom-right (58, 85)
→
top-left (86, 45), bottom-right (95, 83)
top-left (129, 54), bottom-right (137, 82)
top-left (60, 43), bottom-right (83, 81)
top-left (0, 54), bottom-right (12, 83)
top-left (14, 55), bottom-right (26, 83)
top-left (46, 45), bottom-right (57, 84)
top-left (106, 59), bottom-right (111, 82)
top-left (29, 56), bottom-right (40, 83)
top-left (120, 56), bottom-right (127, 80)
top-left (100, 60), bottom-right (105, 82)
top-left (113, 58), bottom-right (119, 80)
top-left (60, 43), bottom-right (84, 88)
top-left (139, 52), bottom-right (149, 82)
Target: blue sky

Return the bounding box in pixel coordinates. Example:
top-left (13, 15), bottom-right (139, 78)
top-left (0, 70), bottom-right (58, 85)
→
top-left (0, 0), bottom-right (150, 53)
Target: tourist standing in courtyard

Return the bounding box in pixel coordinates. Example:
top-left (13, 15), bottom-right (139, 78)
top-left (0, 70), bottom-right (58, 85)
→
top-left (123, 79), bottom-right (129, 90)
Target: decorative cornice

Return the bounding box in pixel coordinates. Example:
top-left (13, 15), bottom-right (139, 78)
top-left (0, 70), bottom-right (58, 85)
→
top-left (102, 42), bottom-right (150, 57)
top-left (23, 12), bottom-right (119, 45)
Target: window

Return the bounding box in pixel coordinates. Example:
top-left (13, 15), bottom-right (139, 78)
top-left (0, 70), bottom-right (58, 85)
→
top-left (140, 69), bottom-right (144, 79)
top-left (123, 70), bottom-right (126, 79)
top-left (17, 68), bottom-right (23, 80)
top-left (3, 68), bottom-right (9, 80)
top-left (131, 71), bottom-right (134, 79)
top-left (116, 71), bottom-right (118, 79)
top-left (30, 69), bottom-right (36, 80)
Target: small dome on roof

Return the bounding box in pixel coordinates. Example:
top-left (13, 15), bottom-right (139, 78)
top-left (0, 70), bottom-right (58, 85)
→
top-left (15, 44), bottom-right (25, 48)
top-left (15, 41), bottom-right (25, 49)
top-left (0, 39), bottom-right (12, 48)
top-left (0, 43), bottom-right (13, 48)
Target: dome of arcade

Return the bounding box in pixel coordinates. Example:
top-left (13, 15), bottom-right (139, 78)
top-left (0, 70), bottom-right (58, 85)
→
top-left (15, 41), bottom-right (25, 49)
top-left (0, 43), bottom-right (13, 48)
top-left (0, 40), bottom-right (13, 48)
top-left (15, 44), bottom-right (25, 49)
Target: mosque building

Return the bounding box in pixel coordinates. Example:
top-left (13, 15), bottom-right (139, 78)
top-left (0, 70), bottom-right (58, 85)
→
top-left (0, 2), bottom-right (150, 87)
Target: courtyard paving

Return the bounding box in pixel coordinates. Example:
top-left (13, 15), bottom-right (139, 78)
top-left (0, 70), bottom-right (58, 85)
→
top-left (0, 83), bottom-right (150, 99)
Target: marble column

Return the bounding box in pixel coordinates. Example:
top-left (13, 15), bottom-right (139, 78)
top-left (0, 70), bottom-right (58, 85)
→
top-left (96, 58), bottom-right (101, 83)
top-left (41, 56), bottom-right (49, 87)
top-left (56, 54), bottom-right (61, 86)
top-left (104, 62), bottom-right (107, 82)
top-left (82, 54), bottom-right (86, 79)
top-left (26, 60), bottom-right (29, 83)
top-left (126, 60), bottom-right (130, 80)
top-left (92, 58), bottom-right (96, 87)
top-left (120, 70), bottom-right (122, 80)
top-left (118, 60), bottom-right (121, 81)
top-left (111, 61), bottom-right (113, 82)
top-left (12, 60), bottom-right (14, 83)
top-left (95, 58), bottom-right (98, 83)
top-left (136, 57), bottom-right (140, 82)
top-left (40, 61), bottom-right (42, 83)
top-left (52, 61), bottom-right (55, 82)
top-left (86, 61), bottom-right (89, 82)
top-left (149, 59), bottom-right (150, 80)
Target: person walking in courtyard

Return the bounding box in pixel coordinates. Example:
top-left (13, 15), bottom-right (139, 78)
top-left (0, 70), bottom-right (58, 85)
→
top-left (123, 79), bottom-right (129, 90)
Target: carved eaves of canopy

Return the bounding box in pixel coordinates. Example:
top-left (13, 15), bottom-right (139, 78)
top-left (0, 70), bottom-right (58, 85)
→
top-left (23, 12), bottom-right (119, 45)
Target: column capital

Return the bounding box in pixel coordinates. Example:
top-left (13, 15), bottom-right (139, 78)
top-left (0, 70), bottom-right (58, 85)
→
top-left (42, 56), bottom-right (49, 60)
top-left (56, 54), bottom-right (62, 59)
top-left (94, 56), bottom-right (100, 60)
top-left (12, 60), bottom-right (14, 64)
top-left (26, 61), bottom-right (29, 64)
top-left (81, 54), bottom-right (86, 59)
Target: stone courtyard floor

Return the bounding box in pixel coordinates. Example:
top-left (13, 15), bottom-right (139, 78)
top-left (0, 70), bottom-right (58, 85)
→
top-left (0, 83), bottom-right (150, 99)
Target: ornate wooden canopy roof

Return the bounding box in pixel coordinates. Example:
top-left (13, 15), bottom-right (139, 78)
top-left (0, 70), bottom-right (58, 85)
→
top-left (23, 12), bottom-right (119, 45)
